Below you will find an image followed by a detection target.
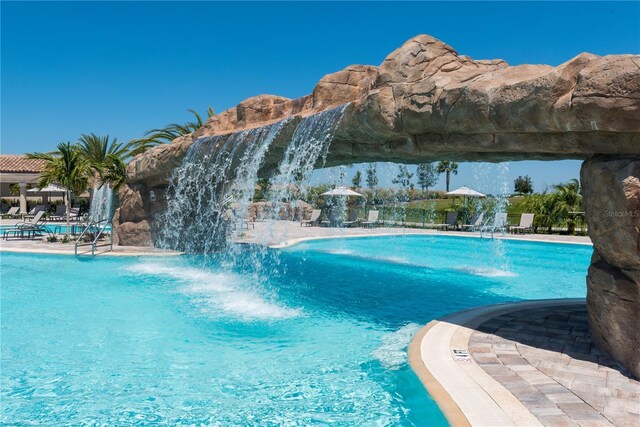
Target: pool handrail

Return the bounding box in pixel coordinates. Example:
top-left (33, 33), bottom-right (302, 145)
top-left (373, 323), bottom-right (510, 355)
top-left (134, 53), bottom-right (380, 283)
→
top-left (74, 218), bottom-right (113, 255)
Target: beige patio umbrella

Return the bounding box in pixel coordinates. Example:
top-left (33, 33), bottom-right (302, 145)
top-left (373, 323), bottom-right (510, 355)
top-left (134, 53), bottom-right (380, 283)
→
top-left (320, 186), bottom-right (363, 197)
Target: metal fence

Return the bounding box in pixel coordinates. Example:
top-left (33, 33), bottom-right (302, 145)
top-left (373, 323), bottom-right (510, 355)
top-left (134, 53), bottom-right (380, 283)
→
top-left (340, 206), bottom-right (588, 235)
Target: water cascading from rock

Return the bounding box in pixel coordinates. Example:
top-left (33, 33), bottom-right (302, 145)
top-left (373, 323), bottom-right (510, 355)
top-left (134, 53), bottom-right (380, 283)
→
top-left (267, 105), bottom-right (348, 208)
top-left (89, 184), bottom-right (115, 223)
top-left (153, 104), bottom-right (348, 253)
top-left (254, 104), bottom-right (349, 245)
top-left (155, 120), bottom-right (290, 253)
top-left (225, 104), bottom-right (351, 287)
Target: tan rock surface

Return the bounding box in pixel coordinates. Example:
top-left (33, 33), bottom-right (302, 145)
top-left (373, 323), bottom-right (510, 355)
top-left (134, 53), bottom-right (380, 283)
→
top-left (127, 34), bottom-right (639, 188)
top-left (587, 252), bottom-right (640, 377)
top-left (582, 157), bottom-right (640, 270)
top-left (582, 157), bottom-right (640, 378)
top-left (114, 219), bottom-right (152, 247)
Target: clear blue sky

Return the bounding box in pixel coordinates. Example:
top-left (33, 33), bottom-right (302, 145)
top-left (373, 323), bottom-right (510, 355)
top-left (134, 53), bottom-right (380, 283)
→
top-left (2, 1), bottom-right (639, 191)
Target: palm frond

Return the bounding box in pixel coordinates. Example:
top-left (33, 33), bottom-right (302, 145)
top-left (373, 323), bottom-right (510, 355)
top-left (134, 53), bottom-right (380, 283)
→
top-left (128, 107), bottom-right (217, 156)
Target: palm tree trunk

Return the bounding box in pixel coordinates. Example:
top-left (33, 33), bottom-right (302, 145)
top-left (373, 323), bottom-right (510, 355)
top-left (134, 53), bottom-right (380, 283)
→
top-left (65, 190), bottom-right (71, 240)
top-left (446, 171), bottom-right (451, 192)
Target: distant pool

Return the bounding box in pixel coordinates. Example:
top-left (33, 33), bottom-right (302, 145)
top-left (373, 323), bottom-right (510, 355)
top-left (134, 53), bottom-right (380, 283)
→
top-left (0, 236), bottom-right (592, 425)
top-left (0, 224), bottom-right (111, 236)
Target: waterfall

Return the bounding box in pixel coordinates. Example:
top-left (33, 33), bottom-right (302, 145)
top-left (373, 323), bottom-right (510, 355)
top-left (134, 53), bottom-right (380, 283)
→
top-left (266, 105), bottom-right (347, 208)
top-left (229, 104), bottom-right (349, 283)
top-left (154, 104), bottom-right (348, 253)
top-left (89, 184), bottom-right (115, 222)
top-left (155, 120), bottom-right (290, 253)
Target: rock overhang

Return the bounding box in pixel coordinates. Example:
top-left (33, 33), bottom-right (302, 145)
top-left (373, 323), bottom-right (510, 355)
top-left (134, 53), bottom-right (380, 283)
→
top-left (127, 34), bottom-right (639, 186)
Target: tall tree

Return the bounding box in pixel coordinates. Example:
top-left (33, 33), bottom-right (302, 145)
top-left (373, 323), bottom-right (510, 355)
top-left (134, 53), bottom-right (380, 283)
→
top-left (436, 161), bottom-right (458, 192)
top-left (365, 164), bottom-right (378, 190)
top-left (130, 107), bottom-right (215, 155)
top-left (416, 163), bottom-right (439, 193)
top-left (351, 170), bottom-right (362, 190)
top-left (392, 165), bottom-right (414, 190)
top-left (514, 175), bottom-right (534, 194)
top-left (27, 142), bottom-right (90, 238)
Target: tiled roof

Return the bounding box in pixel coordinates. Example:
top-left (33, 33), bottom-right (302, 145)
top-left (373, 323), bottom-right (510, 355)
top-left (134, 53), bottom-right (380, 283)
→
top-left (0, 155), bottom-right (46, 173)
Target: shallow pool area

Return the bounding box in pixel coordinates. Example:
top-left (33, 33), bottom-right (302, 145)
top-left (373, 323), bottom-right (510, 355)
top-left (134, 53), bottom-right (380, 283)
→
top-left (1, 236), bottom-right (592, 425)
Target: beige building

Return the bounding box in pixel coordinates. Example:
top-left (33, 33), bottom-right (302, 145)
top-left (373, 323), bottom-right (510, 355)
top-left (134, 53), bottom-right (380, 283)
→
top-left (0, 155), bottom-right (92, 213)
top-left (0, 155), bottom-right (49, 213)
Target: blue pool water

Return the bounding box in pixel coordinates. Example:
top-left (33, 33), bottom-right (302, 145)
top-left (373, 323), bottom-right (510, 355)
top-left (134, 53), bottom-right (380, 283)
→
top-left (0, 236), bottom-right (592, 425)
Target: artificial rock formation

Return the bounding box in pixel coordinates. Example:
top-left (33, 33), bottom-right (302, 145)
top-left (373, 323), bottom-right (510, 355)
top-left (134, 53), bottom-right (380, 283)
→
top-left (126, 34), bottom-right (640, 187)
top-left (116, 35), bottom-right (640, 375)
top-left (582, 158), bottom-right (640, 377)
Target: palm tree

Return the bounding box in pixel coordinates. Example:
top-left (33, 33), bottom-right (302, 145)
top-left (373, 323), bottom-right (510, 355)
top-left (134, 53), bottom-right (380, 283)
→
top-left (27, 142), bottom-right (90, 239)
top-left (77, 133), bottom-right (135, 211)
top-left (551, 179), bottom-right (582, 234)
top-left (436, 161), bottom-right (458, 192)
top-left (520, 179), bottom-right (582, 234)
top-left (77, 133), bottom-right (133, 171)
top-left (130, 107), bottom-right (215, 155)
top-left (99, 153), bottom-right (128, 192)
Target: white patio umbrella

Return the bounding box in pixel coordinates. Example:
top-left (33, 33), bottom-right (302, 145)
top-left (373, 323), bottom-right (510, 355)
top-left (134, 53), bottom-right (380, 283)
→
top-left (321, 186), bottom-right (363, 197)
top-left (446, 187), bottom-right (486, 215)
top-left (29, 183), bottom-right (76, 238)
top-left (446, 186), bottom-right (486, 198)
top-left (28, 183), bottom-right (68, 193)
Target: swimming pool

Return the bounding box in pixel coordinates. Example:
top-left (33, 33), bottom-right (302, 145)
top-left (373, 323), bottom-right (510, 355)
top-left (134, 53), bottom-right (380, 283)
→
top-left (0, 224), bottom-right (111, 236)
top-left (0, 235), bottom-right (592, 425)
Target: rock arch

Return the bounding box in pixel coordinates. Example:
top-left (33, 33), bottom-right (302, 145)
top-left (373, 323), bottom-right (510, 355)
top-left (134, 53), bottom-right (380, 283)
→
top-left (117, 35), bottom-right (640, 376)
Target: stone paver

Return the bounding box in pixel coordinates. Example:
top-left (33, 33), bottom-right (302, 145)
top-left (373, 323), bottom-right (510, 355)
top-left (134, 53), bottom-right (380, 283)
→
top-left (469, 304), bottom-right (640, 427)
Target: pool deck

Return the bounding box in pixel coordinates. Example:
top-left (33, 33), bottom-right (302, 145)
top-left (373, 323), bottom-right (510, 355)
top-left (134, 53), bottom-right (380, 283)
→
top-left (409, 300), bottom-right (640, 427)
top-left (234, 220), bottom-right (593, 248)
top-left (0, 219), bottom-right (180, 256)
top-left (1, 218), bottom-right (590, 256)
top-left (1, 219), bottom-right (591, 257)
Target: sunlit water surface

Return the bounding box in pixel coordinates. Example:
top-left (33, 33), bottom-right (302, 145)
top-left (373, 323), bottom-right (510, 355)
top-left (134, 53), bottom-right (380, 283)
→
top-left (1, 235), bottom-right (592, 425)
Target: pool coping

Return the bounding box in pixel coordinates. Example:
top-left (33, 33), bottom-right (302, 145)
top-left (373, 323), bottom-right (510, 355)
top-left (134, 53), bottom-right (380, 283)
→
top-left (408, 298), bottom-right (585, 427)
top-left (267, 230), bottom-right (593, 249)
top-left (0, 245), bottom-right (182, 257)
top-left (1, 229), bottom-right (591, 256)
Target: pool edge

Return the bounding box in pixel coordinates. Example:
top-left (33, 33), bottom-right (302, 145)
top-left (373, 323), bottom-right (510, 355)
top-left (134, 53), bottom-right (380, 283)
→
top-left (408, 320), bottom-right (471, 427)
top-left (409, 299), bottom-right (587, 426)
top-left (266, 231), bottom-right (593, 249)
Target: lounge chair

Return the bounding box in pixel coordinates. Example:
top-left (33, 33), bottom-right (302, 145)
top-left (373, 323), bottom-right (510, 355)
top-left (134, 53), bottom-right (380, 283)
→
top-left (301, 209), bottom-right (321, 227)
top-left (222, 209), bottom-right (255, 230)
top-left (361, 210), bottom-right (380, 228)
top-left (510, 213), bottom-right (535, 234)
top-left (4, 207), bottom-right (20, 218)
top-left (481, 212), bottom-right (508, 237)
top-left (461, 212), bottom-right (484, 232)
top-left (433, 211), bottom-right (459, 230)
top-left (243, 215), bottom-right (255, 229)
top-left (2, 211), bottom-right (49, 240)
top-left (343, 210), bottom-right (360, 228)
top-left (24, 204), bottom-right (47, 220)
top-left (22, 210), bottom-right (46, 225)
top-left (50, 205), bottom-right (66, 221)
